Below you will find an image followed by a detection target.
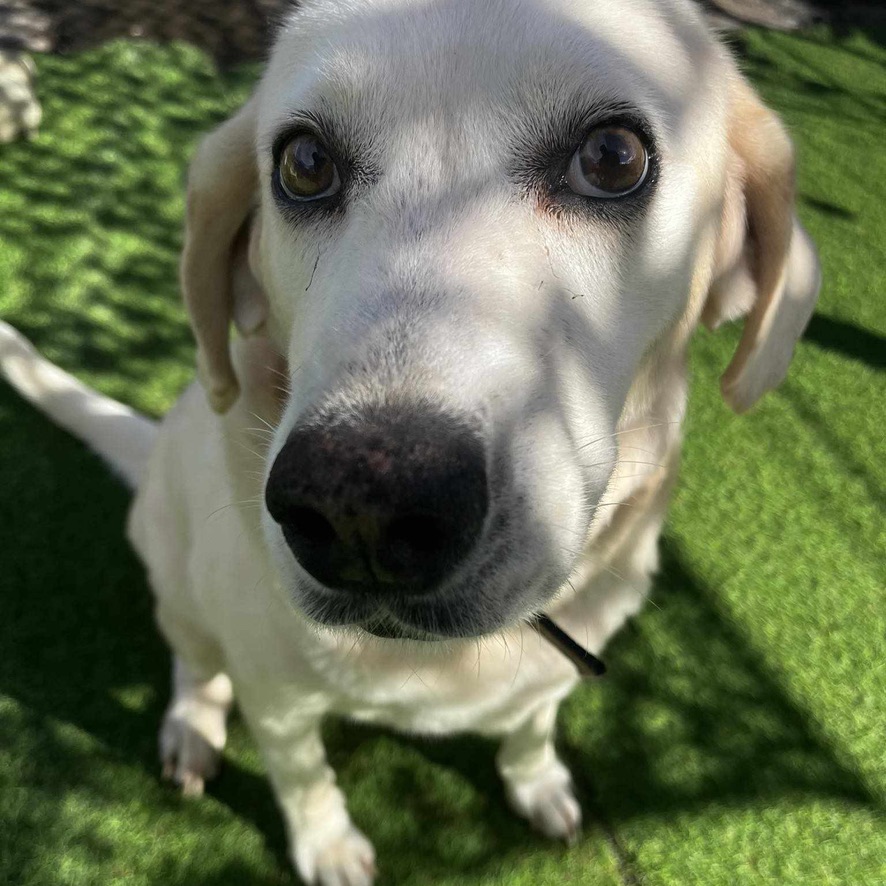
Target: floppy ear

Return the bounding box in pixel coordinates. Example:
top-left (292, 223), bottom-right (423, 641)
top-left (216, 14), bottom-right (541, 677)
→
top-left (181, 96), bottom-right (268, 414)
top-left (702, 76), bottom-right (821, 413)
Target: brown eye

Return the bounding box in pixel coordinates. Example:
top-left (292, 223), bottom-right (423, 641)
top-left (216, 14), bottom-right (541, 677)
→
top-left (278, 133), bottom-right (340, 200)
top-left (565, 125), bottom-right (649, 198)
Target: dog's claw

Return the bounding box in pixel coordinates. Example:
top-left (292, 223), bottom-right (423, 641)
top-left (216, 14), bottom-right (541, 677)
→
top-left (528, 786), bottom-right (582, 844)
top-left (159, 713), bottom-right (223, 798)
top-left (179, 771), bottom-right (206, 798)
top-left (503, 760), bottom-right (583, 845)
top-left (297, 824), bottom-right (377, 886)
top-left (160, 752), bottom-right (210, 798)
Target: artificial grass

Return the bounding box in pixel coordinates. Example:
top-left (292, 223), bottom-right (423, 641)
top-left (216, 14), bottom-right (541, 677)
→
top-left (0, 23), bottom-right (884, 886)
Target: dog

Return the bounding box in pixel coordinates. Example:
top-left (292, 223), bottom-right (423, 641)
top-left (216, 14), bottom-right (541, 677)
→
top-left (0, 0), bottom-right (821, 883)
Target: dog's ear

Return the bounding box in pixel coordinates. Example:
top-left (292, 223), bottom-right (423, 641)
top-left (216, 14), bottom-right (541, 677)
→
top-left (181, 96), bottom-right (268, 414)
top-left (703, 76), bottom-right (821, 413)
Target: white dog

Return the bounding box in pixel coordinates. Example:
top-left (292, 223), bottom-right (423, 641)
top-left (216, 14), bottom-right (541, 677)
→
top-left (0, 0), bottom-right (820, 883)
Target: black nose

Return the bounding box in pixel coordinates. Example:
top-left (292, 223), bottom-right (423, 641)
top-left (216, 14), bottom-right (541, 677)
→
top-left (265, 407), bottom-right (488, 596)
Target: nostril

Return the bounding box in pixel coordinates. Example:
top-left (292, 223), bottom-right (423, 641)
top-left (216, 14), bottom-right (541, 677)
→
top-left (268, 407), bottom-right (489, 596)
top-left (285, 506), bottom-right (338, 545)
top-left (385, 514), bottom-right (447, 556)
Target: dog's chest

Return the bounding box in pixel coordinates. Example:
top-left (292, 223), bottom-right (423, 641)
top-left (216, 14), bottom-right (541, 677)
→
top-left (214, 573), bottom-right (582, 736)
top-left (302, 629), bottom-right (581, 736)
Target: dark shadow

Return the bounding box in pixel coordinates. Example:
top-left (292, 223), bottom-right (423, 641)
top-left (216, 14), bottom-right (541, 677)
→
top-left (823, 3), bottom-right (886, 54)
top-left (29, 0), bottom-right (285, 66)
top-left (722, 23), bottom-right (886, 129)
top-left (779, 379), bottom-right (886, 510)
top-left (702, 1), bottom-right (886, 54)
top-left (803, 313), bottom-right (886, 371)
top-left (801, 195), bottom-right (856, 220)
top-left (699, 0), bottom-right (827, 32)
top-left (0, 47), bottom-right (259, 414)
top-left (561, 540), bottom-right (878, 825)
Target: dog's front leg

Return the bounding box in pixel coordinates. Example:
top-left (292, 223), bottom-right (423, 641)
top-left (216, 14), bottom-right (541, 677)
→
top-left (236, 683), bottom-right (376, 886)
top-left (496, 700), bottom-right (581, 844)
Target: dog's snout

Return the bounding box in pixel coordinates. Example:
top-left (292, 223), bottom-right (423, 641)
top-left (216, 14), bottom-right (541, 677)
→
top-left (265, 408), bottom-right (488, 596)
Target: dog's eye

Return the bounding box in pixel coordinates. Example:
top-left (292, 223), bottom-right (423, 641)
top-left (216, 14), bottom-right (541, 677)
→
top-left (278, 133), bottom-right (341, 201)
top-left (566, 125), bottom-right (649, 198)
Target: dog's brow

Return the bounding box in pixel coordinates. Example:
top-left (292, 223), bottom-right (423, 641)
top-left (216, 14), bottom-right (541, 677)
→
top-left (260, 82), bottom-right (362, 151)
top-left (263, 108), bottom-right (332, 156)
top-left (262, 100), bottom-right (653, 178)
top-left (515, 99), bottom-right (653, 165)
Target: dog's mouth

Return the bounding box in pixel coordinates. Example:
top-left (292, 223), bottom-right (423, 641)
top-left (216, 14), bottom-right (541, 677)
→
top-left (305, 582), bottom-right (514, 641)
top-left (359, 614), bottom-right (439, 641)
top-left (296, 568), bottom-right (607, 675)
top-left (291, 533), bottom-right (559, 642)
top-left (356, 609), bottom-right (606, 677)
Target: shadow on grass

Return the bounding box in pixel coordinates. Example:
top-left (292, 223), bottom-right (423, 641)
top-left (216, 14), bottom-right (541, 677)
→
top-left (0, 44), bottom-right (258, 413)
top-left (563, 542), bottom-right (878, 817)
top-left (803, 314), bottom-right (886, 371)
top-left (0, 387), bottom-right (879, 885)
top-left (33, 0), bottom-right (278, 66)
top-left (722, 22), bottom-right (886, 129)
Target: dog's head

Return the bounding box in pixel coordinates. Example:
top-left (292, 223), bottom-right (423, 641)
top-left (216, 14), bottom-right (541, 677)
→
top-left (180, 0), bottom-right (820, 639)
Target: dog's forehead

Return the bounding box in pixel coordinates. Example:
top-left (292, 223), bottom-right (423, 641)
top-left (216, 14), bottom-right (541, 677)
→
top-left (260, 0), bottom-right (717, 148)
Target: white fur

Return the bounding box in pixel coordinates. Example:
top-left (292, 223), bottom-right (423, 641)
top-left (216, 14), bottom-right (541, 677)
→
top-left (0, 1), bottom-right (820, 883)
top-left (0, 51), bottom-right (41, 144)
top-left (0, 320), bottom-right (156, 486)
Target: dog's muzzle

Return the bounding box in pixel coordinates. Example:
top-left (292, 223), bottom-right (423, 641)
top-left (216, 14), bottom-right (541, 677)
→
top-left (265, 405), bottom-right (489, 612)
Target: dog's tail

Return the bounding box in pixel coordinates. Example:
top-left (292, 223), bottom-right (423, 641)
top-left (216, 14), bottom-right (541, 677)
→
top-left (0, 320), bottom-right (158, 488)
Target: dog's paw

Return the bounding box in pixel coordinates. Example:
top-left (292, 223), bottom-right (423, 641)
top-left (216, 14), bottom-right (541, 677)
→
top-left (504, 760), bottom-right (582, 844)
top-left (159, 671), bottom-right (231, 797)
top-left (159, 710), bottom-right (225, 797)
top-left (294, 824), bottom-right (377, 886)
top-left (0, 51), bottom-right (42, 143)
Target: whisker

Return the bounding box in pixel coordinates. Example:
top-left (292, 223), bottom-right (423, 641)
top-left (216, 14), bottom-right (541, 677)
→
top-left (603, 564), bottom-right (627, 582)
top-left (510, 625), bottom-right (526, 688)
top-left (617, 444), bottom-right (663, 457)
top-left (235, 442), bottom-right (268, 461)
top-left (343, 633), bottom-right (363, 663)
top-left (548, 521), bottom-right (589, 540)
top-left (560, 545), bottom-right (583, 558)
top-left (264, 363), bottom-right (292, 383)
top-left (251, 568), bottom-right (272, 598)
top-left (402, 665), bottom-right (432, 691)
top-left (249, 411), bottom-right (278, 433)
top-left (204, 498), bottom-right (264, 521)
top-left (578, 420), bottom-right (680, 452)
top-left (582, 459), bottom-right (665, 471)
top-left (613, 459), bottom-right (666, 469)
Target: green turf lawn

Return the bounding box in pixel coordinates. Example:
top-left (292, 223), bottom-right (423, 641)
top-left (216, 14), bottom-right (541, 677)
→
top-left (1, 23), bottom-right (884, 886)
